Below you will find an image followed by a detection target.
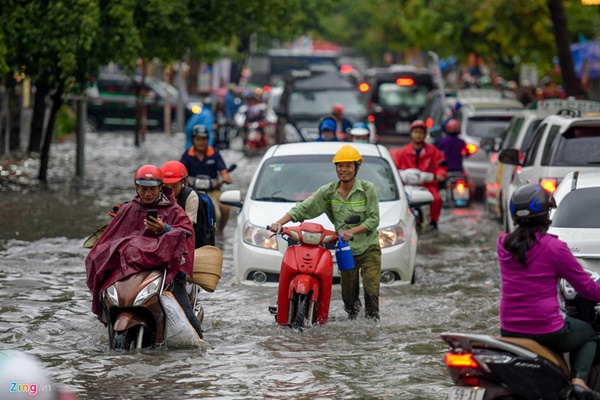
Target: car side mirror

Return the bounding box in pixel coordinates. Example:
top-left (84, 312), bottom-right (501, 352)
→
top-left (480, 138), bottom-right (497, 152)
top-left (498, 148), bottom-right (522, 165)
top-left (219, 190), bottom-right (243, 208)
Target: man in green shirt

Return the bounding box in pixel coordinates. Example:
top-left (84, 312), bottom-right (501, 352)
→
top-left (269, 145), bottom-right (382, 320)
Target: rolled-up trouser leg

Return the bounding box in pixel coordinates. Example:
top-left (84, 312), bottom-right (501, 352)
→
top-left (340, 266), bottom-right (361, 318)
top-left (356, 246), bottom-right (382, 319)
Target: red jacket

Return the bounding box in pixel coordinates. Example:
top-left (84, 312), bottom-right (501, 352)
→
top-left (392, 142), bottom-right (447, 179)
top-left (85, 186), bottom-right (194, 318)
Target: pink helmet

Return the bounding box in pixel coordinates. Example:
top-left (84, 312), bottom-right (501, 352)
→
top-left (410, 120), bottom-right (427, 132)
top-left (446, 119), bottom-right (461, 134)
top-left (332, 103), bottom-right (344, 114)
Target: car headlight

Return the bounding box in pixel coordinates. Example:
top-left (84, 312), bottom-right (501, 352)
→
top-left (133, 276), bottom-right (162, 306)
top-left (243, 221), bottom-right (278, 250)
top-left (378, 221), bottom-right (407, 248)
top-left (105, 284), bottom-right (119, 307)
top-left (284, 123), bottom-right (302, 143)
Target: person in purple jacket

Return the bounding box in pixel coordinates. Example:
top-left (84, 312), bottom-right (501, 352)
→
top-left (436, 119), bottom-right (466, 172)
top-left (498, 184), bottom-right (600, 390)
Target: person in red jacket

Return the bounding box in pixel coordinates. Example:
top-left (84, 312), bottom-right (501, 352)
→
top-left (392, 120), bottom-right (447, 229)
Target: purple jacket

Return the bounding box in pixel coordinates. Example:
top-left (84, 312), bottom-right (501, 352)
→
top-left (436, 135), bottom-right (466, 172)
top-left (498, 232), bottom-right (600, 335)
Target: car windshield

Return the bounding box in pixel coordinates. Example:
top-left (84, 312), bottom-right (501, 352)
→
top-left (544, 128), bottom-right (600, 166)
top-left (252, 155), bottom-right (399, 202)
top-left (289, 90), bottom-right (366, 116)
top-left (377, 83), bottom-right (429, 108)
top-left (552, 187), bottom-right (600, 228)
top-left (465, 116), bottom-right (513, 139)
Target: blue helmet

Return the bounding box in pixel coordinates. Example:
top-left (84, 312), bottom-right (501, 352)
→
top-left (319, 117), bottom-right (337, 133)
top-left (350, 122), bottom-right (370, 136)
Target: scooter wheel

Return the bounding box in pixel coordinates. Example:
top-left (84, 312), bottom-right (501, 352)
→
top-left (113, 329), bottom-right (135, 350)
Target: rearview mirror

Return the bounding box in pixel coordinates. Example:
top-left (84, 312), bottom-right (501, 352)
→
top-left (219, 190), bottom-right (243, 208)
top-left (498, 148), bottom-right (522, 166)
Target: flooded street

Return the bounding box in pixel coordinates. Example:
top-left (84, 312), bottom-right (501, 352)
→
top-left (0, 132), bottom-right (504, 399)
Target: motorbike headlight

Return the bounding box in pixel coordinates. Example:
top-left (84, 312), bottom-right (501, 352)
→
top-left (243, 221), bottom-right (278, 250)
top-left (133, 276), bottom-right (162, 307)
top-left (284, 123), bottom-right (302, 143)
top-left (187, 103), bottom-right (202, 114)
top-left (105, 285), bottom-right (119, 307)
top-left (378, 221), bottom-right (407, 248)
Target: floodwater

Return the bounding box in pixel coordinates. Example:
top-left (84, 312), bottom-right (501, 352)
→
top-left (0, 132), bottom-right (504, 399)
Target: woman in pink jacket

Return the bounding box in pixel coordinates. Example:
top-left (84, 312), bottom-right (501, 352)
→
top-left (498, 184), bottom-right (600, 390)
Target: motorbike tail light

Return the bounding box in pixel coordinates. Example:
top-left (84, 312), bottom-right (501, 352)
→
top-left (426, 117), bottom-right (434, 128)
top-left (445, 352), bottom-right (479, 368)
top-left (465, 143), bottom-right (478, 155)
top-left (456, 180), bottom-right (467, 191)
top-left (463, 377), bottom-right (480, 386)
top-left (368, 114), bottom-right (375, 123)
top-left (359, 82), bottom-right (370, 92)
top-left (540, 178), bottom-right (557, 193)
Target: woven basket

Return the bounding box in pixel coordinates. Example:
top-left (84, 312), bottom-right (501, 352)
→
top-left (189, 245), bottom-right (223, 292)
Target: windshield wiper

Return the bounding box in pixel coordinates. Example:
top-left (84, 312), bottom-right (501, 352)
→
top-left (254, 196), bottom-right (291, 202)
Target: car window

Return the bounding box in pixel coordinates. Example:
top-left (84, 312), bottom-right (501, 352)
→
top-left (552, 187), bottom-right (600, 228)
top-left (503, 117), bottom-right (524, 149)
top-left (540, 125), bottom-right (562, 166)
top-left (520, 120), bottom-right (544, 151)
top-left (289, 90), bottom-right (366, 116)
top-left (522, 126), bottom-right (546, 167)
top-left (464, 116), bottom-right (513, 139)
top-left (544, 127), bottom-right (600, 166)
top-left (376, 83), bottom-right (429, 108)
top-left (252, 155), bottom-right (399, 202)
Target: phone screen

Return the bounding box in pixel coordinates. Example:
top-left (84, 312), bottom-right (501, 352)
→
top-left (146, 210), bottom-right (158, 220)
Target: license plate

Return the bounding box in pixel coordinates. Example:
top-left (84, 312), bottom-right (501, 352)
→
top-left (396, 121), bottom-right (410, 133)
top-left (448, 386), bottom-right (485, 400)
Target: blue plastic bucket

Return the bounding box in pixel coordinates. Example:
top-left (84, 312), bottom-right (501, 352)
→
top-left (335, 236), bottom-right (355, 271)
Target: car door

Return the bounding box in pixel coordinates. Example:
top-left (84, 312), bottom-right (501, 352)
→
top-left (513, 124), bottom-right (560, 188)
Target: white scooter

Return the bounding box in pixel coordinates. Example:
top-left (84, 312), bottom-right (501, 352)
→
top-left (399, 168), bottom-right (435, 233)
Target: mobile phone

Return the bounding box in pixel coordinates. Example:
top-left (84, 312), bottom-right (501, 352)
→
top-left (146, 210), bottom-right (158, 221)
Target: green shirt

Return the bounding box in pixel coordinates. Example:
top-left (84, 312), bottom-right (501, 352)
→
top-left (287, 179), bottom-right (380, 256)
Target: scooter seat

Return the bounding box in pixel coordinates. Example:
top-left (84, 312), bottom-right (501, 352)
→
top-left (496, 336), bottom-right (570, 376)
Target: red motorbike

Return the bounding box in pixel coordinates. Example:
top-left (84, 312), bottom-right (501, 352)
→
top-left (243, 121), bottom-right (269, 155)
top-left (268, 215), bottom-right (359, 330)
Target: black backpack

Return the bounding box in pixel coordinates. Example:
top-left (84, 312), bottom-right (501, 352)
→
top-left (178, 186), bottom-right (216, 248)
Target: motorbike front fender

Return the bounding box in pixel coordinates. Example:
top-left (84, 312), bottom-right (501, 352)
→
top-left (113, 311), bottom-right (148, 332)
top-left (288, 274), bottom-right (319, 303)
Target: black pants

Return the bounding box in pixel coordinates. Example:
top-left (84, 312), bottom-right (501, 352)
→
top-left (172, 271), bottom-right (203, 339)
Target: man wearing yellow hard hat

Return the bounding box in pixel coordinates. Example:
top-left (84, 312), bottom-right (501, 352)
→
top-left (269, 145), bottom-right (382, 320)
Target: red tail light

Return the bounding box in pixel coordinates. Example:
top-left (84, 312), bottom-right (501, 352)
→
top-left (540, 178), bottom-right (557, 192)
top-left (445, 353), bottom-right (479, 368)
top-left (340, 64), bottom-right (354, 74)
top-left (396, 78), bottom-right (415, 86)
top-left (368, 115), bottom-right (375, 122)
top-left (490, 152), bottom-right (498, 163)
top-left (456, 180), bottom-right (466, 191)
top-left (359, 82), bottom-right (370, 92)
top-left (463, 377), bottom-right (480, 386)
top-left (263, 85), bottom-right (271, 92)
top-left (426, 117), bottom-right (434, 128)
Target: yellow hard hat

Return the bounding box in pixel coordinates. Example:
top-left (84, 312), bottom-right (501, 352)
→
top-left (332, 145), bottom-right (363, 164)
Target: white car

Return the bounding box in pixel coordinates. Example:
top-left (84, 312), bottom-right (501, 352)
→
top-left (549, 170), bottom-right (600, 274)
top-left (499, 110), bottom-right (600, 232)
top-left (220, 142), bottom-right (432, 286)
top-left (484, 99), bottom-right (600, 231)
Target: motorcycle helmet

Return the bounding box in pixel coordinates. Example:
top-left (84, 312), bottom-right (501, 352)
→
top-left (333, 145), bottom-right (363, 165)
top-left (350, 122), bottom-right (370, 136)
top-left (509, 183), bottom-right (555, 225)
top-left (192, 124), bottom-right (210, 138)
top-left (445, 119), bottom-right (461, 135)
top-left (319, 117), bottom-right (337, 133)
top-left (410, 120), bottom-right (427, 132)
top-left (332, 103), bottom-right (344, 115)
top-left (134, 165), bottom-right (163, 187)
top-left (161, 161), bottom-right (188, 184)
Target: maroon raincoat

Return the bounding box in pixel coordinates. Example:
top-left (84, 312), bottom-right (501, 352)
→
top-left (85, 186), bottom-right (195, 318)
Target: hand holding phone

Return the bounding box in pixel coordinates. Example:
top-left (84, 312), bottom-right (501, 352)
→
top-left (146, 210), bottom-right (158, 221)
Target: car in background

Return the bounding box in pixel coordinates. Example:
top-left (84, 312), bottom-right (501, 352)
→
top-left (484, 99), bottom-right (600, 229)
top-left (452, 93), bottom-right (524, 192)
top-left (548, 170), bottom-right (600, 274)
top-left (361, 65), bottom-right (436, 144)
top-left (499, 110), bottom-right (600, 232)
top-left (86, 72), bottom-right (201, 131)
top-left (220, 142), bottom-right (433, 287)
top-left (275, 65), bottom-right (368, 143)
